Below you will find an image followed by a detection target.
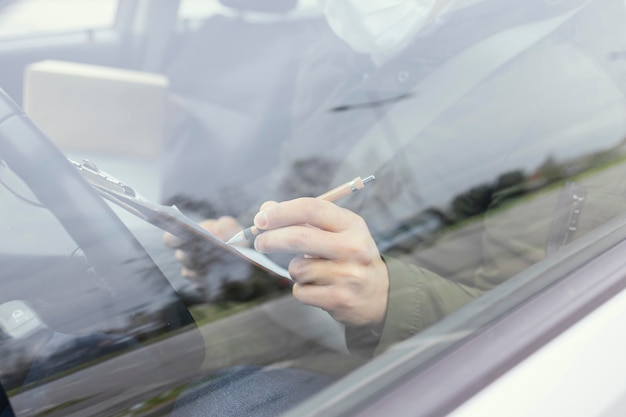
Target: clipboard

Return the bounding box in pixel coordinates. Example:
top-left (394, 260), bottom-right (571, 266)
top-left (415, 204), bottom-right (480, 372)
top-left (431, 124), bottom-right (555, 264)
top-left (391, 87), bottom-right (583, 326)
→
top-left (69, 159), bottom-right (291, 280)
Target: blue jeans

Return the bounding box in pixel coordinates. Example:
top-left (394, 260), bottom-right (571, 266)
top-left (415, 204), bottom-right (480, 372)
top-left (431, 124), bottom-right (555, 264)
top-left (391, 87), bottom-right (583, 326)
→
top-left (172, 365), bottom-right (335, 417)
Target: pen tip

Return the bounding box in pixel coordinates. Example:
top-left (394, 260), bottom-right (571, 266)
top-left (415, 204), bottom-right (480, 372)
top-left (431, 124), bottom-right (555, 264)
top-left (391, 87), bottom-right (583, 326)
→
top-left (226, 232), bottom-right (243, 245)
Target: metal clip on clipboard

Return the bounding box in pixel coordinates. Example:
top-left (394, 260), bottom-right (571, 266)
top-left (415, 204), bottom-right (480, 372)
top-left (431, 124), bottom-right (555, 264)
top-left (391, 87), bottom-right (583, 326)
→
top-left (69, 159), bottom-right (290, 279)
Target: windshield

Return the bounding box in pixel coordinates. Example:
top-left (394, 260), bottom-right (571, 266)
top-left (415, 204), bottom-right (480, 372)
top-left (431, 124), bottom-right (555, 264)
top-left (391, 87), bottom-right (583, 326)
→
top-left (2, 0), bottom-right (626, 415)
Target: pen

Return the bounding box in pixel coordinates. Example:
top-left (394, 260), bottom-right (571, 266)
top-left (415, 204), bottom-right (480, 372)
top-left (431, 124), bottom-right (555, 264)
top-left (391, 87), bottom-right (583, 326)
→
top-left (226, 175), bottom-right (375, 245)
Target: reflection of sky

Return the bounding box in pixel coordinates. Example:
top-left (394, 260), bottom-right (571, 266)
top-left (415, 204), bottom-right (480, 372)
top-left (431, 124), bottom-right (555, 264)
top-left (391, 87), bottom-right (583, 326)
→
top-left (400, 56), bottom-right (626, 209)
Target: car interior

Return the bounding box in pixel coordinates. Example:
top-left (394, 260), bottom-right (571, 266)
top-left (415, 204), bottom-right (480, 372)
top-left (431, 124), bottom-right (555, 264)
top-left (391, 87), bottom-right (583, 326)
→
top-left (2, 0), bottom-right (626, 416)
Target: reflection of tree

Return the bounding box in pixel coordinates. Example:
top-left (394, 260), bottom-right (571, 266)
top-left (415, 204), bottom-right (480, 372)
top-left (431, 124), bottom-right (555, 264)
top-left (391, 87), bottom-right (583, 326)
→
top-left (0, 342), bottom-right (35, 390)
top-left (385, 168), bottom-right (530, 253)
top-left (536, 155), bottom-right (564, 183)
top-left (588, 151), bottom-right (613, 168)
top-left (377, 207), bottom-right (451, 254)
top-left (216, 271), bottom-right (290, 305)
top-left (495, 170), bottom-right (525, 192)
top-left (447, 144), bottom-right (626, 228)
top-left (278, 157), bottom-right (340, 199)
top-left (490, 170), bottom-right (527, 209)
top-left (447, 169), bottom-right (528, 224)
top-left (452, 184), bottom-right (493, 220)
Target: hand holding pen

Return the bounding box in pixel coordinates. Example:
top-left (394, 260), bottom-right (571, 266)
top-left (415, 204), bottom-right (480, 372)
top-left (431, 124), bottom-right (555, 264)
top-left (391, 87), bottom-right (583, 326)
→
top-left (248, 180), bottom-right (389, 326)
top-left (226, 175), bottom-right (375, 245)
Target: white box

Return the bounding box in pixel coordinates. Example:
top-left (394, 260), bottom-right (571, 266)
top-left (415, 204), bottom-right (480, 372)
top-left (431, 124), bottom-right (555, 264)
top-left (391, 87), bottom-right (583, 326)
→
top-left (23, 60), bottom-right (169, 158)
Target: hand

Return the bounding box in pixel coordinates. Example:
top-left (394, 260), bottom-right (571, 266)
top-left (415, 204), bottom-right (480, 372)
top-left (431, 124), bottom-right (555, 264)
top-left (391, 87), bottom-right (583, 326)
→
top-left (252, 198), bottom-right (389, 327)
top-left (163, 216), bottom-right (243, 278)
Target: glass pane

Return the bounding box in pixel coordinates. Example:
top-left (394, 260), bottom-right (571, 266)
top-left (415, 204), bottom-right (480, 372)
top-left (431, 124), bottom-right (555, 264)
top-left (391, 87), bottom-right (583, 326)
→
top-left (0, 146), bottom-right (203, 415)
top-left (159, 0), bottom-right (626, 411)
top-left (3, 0), bottom-right (626, 415)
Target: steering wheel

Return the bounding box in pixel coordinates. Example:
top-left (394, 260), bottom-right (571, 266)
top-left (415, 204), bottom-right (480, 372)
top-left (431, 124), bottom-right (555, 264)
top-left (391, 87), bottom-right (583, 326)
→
top-left (0, 87), bottom-right (160, 271)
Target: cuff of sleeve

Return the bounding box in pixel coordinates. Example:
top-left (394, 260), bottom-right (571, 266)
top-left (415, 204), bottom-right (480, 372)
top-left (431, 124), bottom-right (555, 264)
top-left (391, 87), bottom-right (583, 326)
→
top-left (373, 255), bottom-right (425, 356)
top-left (345, 256), bottom-right (427, 357)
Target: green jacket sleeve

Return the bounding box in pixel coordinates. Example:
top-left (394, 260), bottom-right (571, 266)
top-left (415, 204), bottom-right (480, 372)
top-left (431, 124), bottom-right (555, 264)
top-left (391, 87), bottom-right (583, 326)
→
top-left (346, 255), bottom-right (484, 357)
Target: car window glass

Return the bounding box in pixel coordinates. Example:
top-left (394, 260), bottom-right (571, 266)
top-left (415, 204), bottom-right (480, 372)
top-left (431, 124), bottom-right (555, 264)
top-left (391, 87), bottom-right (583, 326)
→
top-left (163, 0), bottom-right (626, 398)
top-left (4, 0), bottom-right (626, 415)
top-left (0, 156), bottom-right (204, 414)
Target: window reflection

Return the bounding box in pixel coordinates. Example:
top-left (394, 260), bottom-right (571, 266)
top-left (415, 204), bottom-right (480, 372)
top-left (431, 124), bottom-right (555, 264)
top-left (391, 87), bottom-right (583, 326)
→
top-left (0, 159), bottom-right (204, 415)
top-left (1, 0), bottom-right (626, 415)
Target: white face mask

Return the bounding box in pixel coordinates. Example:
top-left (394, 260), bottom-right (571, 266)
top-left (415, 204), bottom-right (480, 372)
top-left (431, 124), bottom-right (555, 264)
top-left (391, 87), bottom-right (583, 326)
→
top-left (320, 0), bottom-right (439, 55)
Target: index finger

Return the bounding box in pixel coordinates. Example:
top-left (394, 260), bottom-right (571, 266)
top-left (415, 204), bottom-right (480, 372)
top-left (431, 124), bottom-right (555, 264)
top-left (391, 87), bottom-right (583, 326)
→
top-left (163, 231), bottom-right (184, 248)
top-left (254, 198), bottom-right (357, 233)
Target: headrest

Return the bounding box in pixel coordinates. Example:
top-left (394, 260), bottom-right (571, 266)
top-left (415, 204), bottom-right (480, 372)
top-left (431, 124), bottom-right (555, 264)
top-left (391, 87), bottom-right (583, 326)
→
top-left (218, 0), bottom-right (299, 13)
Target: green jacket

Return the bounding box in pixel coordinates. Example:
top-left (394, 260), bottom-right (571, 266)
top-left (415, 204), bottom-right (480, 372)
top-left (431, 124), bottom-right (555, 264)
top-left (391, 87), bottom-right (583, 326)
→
top-left (348, 163), bottom-right (626, 357)
top-left (375, 256), bottom-right (482, 355)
